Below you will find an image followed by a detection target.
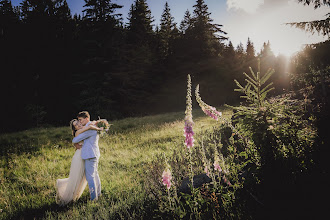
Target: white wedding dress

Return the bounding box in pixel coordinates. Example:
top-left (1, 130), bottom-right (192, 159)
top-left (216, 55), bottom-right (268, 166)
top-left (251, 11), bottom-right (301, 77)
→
top-left (56, 149), bottom-right (87, 206)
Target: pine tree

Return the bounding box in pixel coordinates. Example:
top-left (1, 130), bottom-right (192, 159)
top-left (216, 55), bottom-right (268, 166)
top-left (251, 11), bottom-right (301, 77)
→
top-left (0, 0), bottom-right (19, 37)
top-left (55, 0), bottom-right (71, 21)
top-left (127, 0), bottom-right (154, 45)
top-left (159, 2), bottom-right (176, 59)
top-left (190, 0), bottom-right (227, 58)
top-left (236, 42), bottom-right (245, 58)
top-left (0, 0), bottom-right (18, 21)
top-left (223, 41), bottom-right (236, 69)
top-left (259, 41), bottom-right (276, 74)
top-left (20, 0), bottom-right (59, 23)
top-left (225, 41), bottom-right (235, 59)
top-left (287, 0), bottom-right (329, 37)
top-left (260, 41), bottom-right (274, 58)
top-left (246, 37), bottom-right (255, 60)
top-left (179, 9), bottom-right (191, 34)
top-left (298, 0), bottom-right (330, 8)
top-left (83, 0), bottom-right (122, 23)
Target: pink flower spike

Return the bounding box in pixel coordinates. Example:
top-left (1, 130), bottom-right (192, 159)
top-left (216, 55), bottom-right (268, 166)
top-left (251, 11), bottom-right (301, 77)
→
top-left (162, 169), bottom-right (172, 189)
top-left (184, 121), bottom-right (195, 148)
top-left (203, 108), bottom-right (219, 121)
top-left (214, 161), bottom-right (222, 172)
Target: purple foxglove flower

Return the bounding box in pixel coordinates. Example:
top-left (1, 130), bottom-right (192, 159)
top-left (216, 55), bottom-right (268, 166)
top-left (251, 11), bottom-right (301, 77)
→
top-left (214, 160), bottom-right (222, 172)
top-left (162, 168), bottom-right (172, 189)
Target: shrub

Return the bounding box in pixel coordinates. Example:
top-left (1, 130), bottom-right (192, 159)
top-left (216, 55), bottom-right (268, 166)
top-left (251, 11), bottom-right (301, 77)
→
top-left (144, 63), bottom-right (317, 218)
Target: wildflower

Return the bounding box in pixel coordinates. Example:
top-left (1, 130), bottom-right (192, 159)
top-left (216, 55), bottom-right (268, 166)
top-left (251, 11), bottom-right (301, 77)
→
top-left (202, 107), bottom-right (222, 121)
top-left (214, 159), bottom-right (222, 172)
top-left (162, 168), bottom-right (172, 190)
top-left (223, 176), bottom-right (232, 186)
top-left (196, 85), bottom-right (222, 121)
top-left (184, 118), bottom-right (195, 148)
top-left (184, 75), bottom-right (195, 149)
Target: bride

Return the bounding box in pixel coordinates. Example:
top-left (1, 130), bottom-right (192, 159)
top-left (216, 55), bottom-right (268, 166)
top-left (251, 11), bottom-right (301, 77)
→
top-left (56, 119), bottom-right (102, 206)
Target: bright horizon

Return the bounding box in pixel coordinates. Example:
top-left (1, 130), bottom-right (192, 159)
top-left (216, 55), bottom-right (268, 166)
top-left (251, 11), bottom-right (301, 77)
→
top-left (11, 0), bottom-right (329, 57)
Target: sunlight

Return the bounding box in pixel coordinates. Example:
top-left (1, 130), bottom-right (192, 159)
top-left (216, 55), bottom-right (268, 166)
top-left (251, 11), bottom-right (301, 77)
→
top-left (224, 0), bottom-right (328, 57)
top-left (260, 24), bottom-right (306, 57)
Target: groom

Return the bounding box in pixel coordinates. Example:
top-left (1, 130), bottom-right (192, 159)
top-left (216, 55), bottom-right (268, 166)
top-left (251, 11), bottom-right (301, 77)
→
top-left (72, 111), bottom-right (101, 201)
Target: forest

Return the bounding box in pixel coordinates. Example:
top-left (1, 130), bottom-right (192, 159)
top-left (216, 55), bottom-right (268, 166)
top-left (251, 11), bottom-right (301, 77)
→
top-left (0, 0), bottom-right (329, 133)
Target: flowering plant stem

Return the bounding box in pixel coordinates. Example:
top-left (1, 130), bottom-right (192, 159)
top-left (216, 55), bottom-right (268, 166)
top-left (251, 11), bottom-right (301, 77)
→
top-left (167, 188), bottom-right (172, 208)
top-left (188, 148), bottom-right (194, 188)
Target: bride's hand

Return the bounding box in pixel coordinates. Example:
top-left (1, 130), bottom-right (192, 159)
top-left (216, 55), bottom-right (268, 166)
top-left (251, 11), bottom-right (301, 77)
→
top-left (74, 143), bottom-right (82, 150)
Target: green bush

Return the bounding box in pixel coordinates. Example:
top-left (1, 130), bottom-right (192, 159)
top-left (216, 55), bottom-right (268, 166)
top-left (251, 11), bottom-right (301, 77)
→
top-left (145, 63), bottom-right (317, 219)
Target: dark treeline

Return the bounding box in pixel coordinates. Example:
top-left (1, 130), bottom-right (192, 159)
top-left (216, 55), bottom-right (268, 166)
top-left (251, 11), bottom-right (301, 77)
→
top-left (0, 0), bottom-right (321, 133)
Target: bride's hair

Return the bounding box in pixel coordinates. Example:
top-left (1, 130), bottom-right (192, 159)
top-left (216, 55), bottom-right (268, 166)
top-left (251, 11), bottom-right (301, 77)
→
top-left (70, 119), bottom-right (78, 136)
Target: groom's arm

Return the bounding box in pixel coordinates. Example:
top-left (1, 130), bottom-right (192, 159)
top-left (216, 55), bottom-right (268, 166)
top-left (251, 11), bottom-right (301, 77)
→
top-left (72, 130), bottom-right (96, 144)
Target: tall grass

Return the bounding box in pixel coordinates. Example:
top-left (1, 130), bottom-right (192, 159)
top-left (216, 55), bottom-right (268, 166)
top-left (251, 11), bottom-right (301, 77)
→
top-left (0, 108), bottom-right (231, 219)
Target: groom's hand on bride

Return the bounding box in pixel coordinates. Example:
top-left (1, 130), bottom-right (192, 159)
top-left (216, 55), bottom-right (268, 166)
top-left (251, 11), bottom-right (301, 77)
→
top-left (74, 143), bottom-right (82, 150)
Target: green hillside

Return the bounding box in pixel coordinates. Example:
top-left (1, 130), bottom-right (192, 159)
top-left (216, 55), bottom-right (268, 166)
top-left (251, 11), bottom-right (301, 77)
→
top-left (0, 108), bottom-right (228, 219)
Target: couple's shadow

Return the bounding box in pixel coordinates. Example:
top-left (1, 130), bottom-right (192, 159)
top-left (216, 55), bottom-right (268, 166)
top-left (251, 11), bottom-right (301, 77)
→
top-left (9, 193), bottom-right (93, 220)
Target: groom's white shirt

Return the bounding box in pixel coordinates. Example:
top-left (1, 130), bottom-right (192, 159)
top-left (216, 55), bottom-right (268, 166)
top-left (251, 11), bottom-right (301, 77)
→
top-left (72, 121), bottom-right (100, 160)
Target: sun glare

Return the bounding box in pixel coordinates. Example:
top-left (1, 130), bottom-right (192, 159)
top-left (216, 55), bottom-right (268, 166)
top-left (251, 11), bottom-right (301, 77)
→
top-left (269, 27), bottom-right (305, 57)
top-left (224, 0), bottom-right (328, 58)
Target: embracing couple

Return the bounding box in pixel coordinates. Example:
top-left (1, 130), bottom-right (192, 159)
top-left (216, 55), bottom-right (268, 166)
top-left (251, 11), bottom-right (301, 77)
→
top-left (56, 111), bottom-right (103, 206)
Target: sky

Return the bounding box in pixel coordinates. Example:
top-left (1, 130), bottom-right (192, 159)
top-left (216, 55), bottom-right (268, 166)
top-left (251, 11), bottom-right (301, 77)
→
top-left (11, 0), bottom-right (329, 57)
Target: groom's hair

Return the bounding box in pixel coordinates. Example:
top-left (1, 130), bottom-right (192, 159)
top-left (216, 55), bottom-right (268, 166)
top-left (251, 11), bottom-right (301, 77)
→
top-left (77, 111), bottom-right (90, 119)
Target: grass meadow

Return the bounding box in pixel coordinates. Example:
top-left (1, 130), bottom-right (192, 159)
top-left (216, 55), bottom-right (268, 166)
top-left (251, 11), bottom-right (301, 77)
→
top-left (0, 108), bottom-right (232, 219)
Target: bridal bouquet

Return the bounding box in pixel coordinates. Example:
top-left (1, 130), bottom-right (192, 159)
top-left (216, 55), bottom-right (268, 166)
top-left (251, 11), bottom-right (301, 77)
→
top-left (95, 118), bottom-right (111, 136)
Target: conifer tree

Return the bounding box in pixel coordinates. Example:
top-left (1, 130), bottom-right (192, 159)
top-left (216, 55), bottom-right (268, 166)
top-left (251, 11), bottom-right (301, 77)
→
top-left (260, 41), bottom-right (274, 58)
top-left (159, 2), bottom-right (176, 59)
top-left (190, 0), bottom-right (227, 58)
top-left (246, 37), bottom-right (255, 60)
top-left (83, 0), bottom-right (122, 23)
top-left (0, 0), bottom-right (18, 21)
top-left (127, 0), bottom-right (154, 45)
top-left (55, 0), bottom-right (71, 20)
top-left (287, 0), bottom-right (329, 37)
top-left (259, 41), bottom-right (276, 74)
top-left (223, 41), bottom-right (236, 69)
top-left (224, 41), bottom-right (235, 59)
top-left (20, 0), bottom-right (61, 23)
top-left (236, 42), bottom-right (245, 58)
top-left (0, 0), bottom-right (19, 37)
top-left (179, 9), bottom-right (191, 34)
